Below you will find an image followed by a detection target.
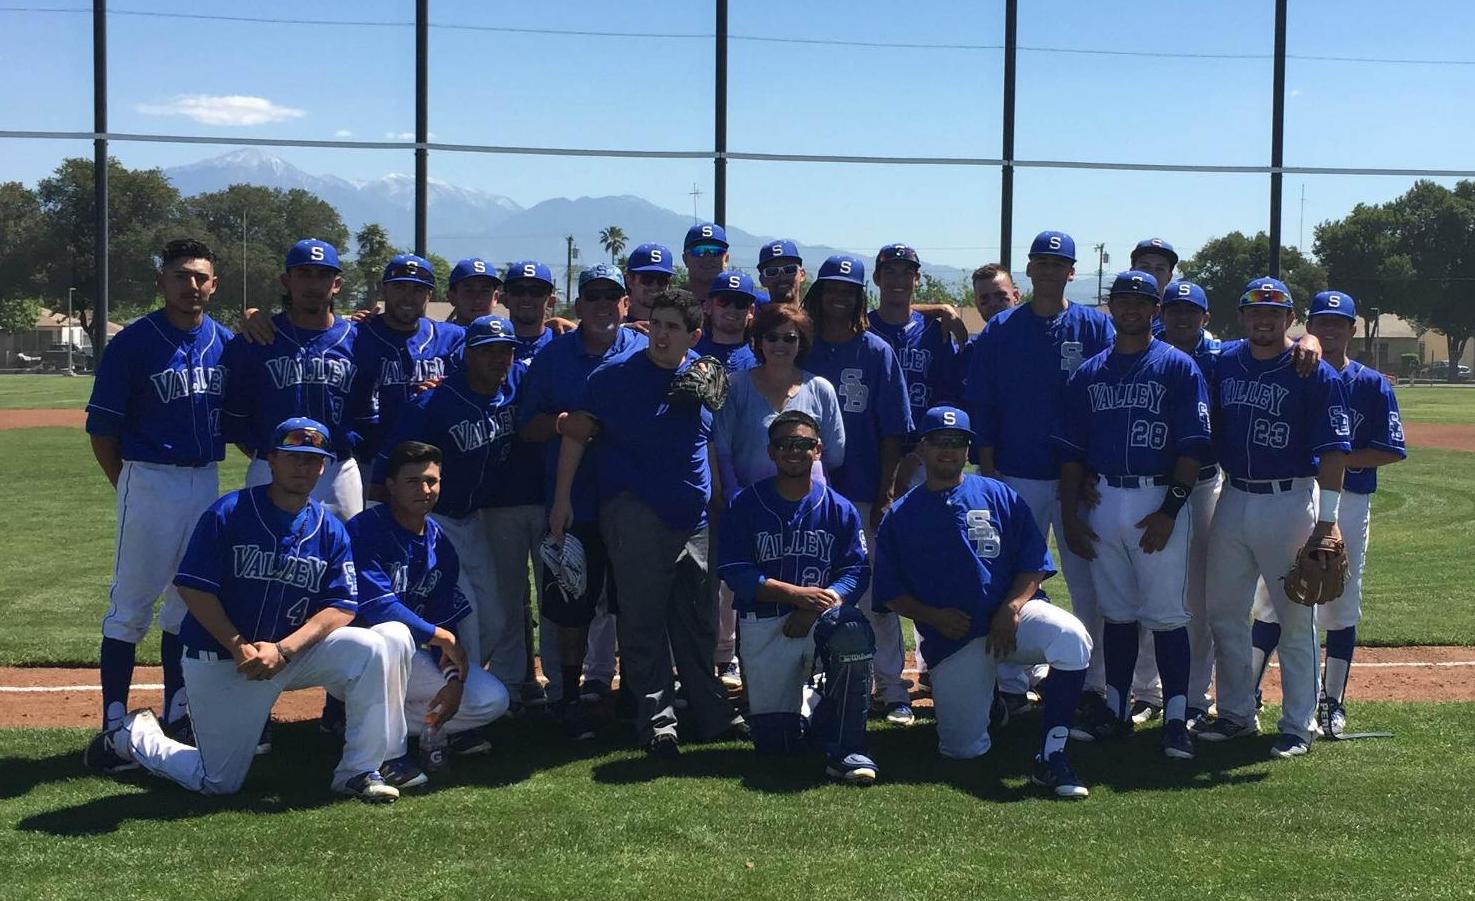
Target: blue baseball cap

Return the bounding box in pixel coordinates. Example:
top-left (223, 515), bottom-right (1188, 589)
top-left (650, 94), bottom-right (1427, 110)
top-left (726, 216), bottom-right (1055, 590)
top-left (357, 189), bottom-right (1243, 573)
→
top-left (285, 238), bottom-right (341, 272)
top-left (709, 270), bottom-right (757, 301)
top-left (1309, 290), bottom-right (1357, 321)
top-left (814, 254), bottom-right (866, 287)
top-left (758, 239), bottom-right (802, 266)
top-left (503, 260), bottom-right (555, 289)
top-left (465, 315), bottom-right (518, 348)
top-left (1130, 238), bottom-right (1179, 267)
top-left (270, 417), bottom-right (335, 458)
top-left (1162, 279), bottom-right (1209, 311)
top-left (1239, 276), bottom-right (1293, 309)
top-left (578, 263), bottom-right (627, 293)
top-left (685, 222), bottom-right (728, 251)
top-left (627, 242), bottom-right (676, 274)
top-left (920, 406), bottom-right (975, 439)
top-left (755, 287), bottom-right (771, 306)
top-left (1108, 270), bottom-right (1160, 301)
top-left (382, 253), bottom-right (435, 287)
top-left (1028, 230), bottom-right (1077, 262)
top-left (450, 258), bottom-right (501, 287)
top-left (875, 242), bottom-right (921, 269)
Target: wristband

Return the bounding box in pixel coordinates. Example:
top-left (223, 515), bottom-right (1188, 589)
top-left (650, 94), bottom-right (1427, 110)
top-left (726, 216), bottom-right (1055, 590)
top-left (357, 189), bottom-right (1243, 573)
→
top-left (1158, 482), bottom-right (1191, 519)
top-left (275, 642), bottom-right (292, 662)
top-left (1318, 489), bottom-right (1341, 524)
top-left (441, 665), bottom-right (462, 683)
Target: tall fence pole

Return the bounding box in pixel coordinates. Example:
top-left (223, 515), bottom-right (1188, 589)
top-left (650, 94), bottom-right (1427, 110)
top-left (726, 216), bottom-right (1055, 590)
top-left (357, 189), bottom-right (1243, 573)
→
top-left (999, 0), bottom-right (1017, 272)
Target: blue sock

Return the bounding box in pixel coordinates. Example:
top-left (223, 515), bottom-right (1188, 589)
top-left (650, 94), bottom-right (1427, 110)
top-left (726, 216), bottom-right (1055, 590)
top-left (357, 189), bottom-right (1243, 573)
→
top-left (160, 630), bottom-right (186, 724)
top-left (1153, 627), bottom-right (1190, 723)
top-left (1250, 619), bottom-right (1281, 698)
top-left (1103, 621), bottom-right (1139, 720)
top-left (99, 637), bottom-right (136, 730)
top-left (1039, 666), bottom-right (1086, 757)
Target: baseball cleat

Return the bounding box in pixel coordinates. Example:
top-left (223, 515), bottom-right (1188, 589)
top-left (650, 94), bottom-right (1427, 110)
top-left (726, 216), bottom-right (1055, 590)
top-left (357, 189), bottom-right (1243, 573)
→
top-left (558, 702), bottom-right (597, 742)
top-left (83, 723), bottom-right (138, 775)
top-left (1195, 716), bottom-right (1259, 743)
top-left (578, 679), bottom-right (611, 702)
top-left (448, 728), bottom-right (492, 756)
top-left (717, 661), bottom-right (743, 691)
top-left (521, 681), bottom-right (550, 707)
top-left (162, 714), bottom-right (196, 746)
top-left (884, 703), bottom-right (916, 727)
top-left (381, 755), bottom-right (429, 789)
top-left (1032, 752), bottom-right (1089, 799)
top-left (339, 770), bottom-right (399, 803)
top-left (1319, 697), bottom-right (1347, 740)
top-left (1269, 733), bottom-right (1310, 759)
top-left (1070, 697), bottom-right (1131, 743)
top-left (254, 720), bottom-right (273, 756)
top-left (825, 753), bottom-right (879, 786)
top-left (1185, 707), bottom-right (1210, 734)
top-left (646, 733), bottom-right (681, 760)
top-left (1130, 700), bottom-right (1163, 725)
top-left (1162, 720), bottom-right (1195, 760)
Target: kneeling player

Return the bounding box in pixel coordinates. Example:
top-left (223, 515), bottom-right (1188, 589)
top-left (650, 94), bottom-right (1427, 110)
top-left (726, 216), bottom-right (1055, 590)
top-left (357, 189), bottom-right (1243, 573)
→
top-left (84, 419), bottom-right (408, 803)
top-left (346, 441), bottom-right (511, 788)
top-left (718, 411), bottom-right (878, 784)
top-left (874, 407), bottom-right (1093, 798)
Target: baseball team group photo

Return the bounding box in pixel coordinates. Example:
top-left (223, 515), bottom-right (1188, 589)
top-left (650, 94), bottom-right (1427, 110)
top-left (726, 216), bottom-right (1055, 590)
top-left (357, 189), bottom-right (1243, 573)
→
top-left (3, 2), bottom-right (1474, 898)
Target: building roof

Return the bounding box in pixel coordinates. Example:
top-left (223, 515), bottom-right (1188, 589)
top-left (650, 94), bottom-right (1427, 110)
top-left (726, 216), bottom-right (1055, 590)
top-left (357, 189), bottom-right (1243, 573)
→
top-left (36, 308), bottom-right (124, 335)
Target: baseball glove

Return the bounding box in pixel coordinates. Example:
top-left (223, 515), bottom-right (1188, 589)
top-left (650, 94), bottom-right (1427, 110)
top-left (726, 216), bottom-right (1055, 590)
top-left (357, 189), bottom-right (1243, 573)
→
top-left (1282, 534), bottom-right (1349, 606)
top-left (538, 532), bottom-right (588, 599)
top-left (667, 355), bottom-right (729, 412)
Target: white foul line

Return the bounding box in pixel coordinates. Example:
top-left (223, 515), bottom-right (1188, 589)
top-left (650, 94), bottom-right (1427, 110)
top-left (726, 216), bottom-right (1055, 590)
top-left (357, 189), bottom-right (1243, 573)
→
top-left (0, 683), bottom-right (164, 693)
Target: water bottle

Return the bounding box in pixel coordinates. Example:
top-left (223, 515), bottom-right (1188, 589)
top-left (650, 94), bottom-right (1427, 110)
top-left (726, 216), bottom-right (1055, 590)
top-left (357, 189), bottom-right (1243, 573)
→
top-left (420, 724), bottom-right (448, 774)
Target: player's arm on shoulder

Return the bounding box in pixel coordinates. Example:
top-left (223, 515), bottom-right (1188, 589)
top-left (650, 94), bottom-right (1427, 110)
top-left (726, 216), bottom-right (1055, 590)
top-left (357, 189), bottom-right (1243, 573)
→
top-left (1290, 331), bottom-right (1323, 377)
top-left (915, 303), bottom-right (970, 347)
top-left (238, 307), bottom-right (277, 345)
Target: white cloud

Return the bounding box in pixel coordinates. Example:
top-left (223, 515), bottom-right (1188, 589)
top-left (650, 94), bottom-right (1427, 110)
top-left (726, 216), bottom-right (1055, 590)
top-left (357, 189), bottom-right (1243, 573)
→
top-left (136, 94), bottom-right (305, 127)
top-left (334, 129), bottom-right (353, 138)
top-left (1290, 89), bottom-right (1302, 97)
top-left (385, 131), bottom-right (434, 141)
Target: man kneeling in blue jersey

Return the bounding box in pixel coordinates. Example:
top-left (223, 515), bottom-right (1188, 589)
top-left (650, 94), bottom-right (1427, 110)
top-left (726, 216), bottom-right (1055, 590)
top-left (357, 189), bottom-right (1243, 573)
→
top-left (873, 407), bottom-right (1094, 799)
top-left (345, 441), bottom-right (511, 789)
top-left (718, 411), bottom-right (878, 784)
top-left (85, 418), bottom-right (409, 803)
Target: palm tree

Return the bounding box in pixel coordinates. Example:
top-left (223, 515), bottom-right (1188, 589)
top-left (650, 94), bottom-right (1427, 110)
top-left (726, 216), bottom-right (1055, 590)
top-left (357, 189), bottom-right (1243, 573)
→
top-left (598, 225), bottom-right (628, 264)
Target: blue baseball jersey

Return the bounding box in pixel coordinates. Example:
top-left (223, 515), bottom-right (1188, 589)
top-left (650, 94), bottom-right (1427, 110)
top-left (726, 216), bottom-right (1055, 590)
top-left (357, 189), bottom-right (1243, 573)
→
top-left (220, 313), bottom-right (373, 459)
top-left (372, 369), bottom-right (521, 519)
top-left (1054, 339), bottom-right (1212, 477)
top-left (963, 303), bottom-right (1115, 479)
top-left (1210, 340), bottom-right (1352, 480)
top-left (352, 316), bottom-right (465, 457)
top-left (717, 479), bottom-right (870, 616)
top-left (85, 310), bottom-right (233, 466)
top-left (174, 486), bottom-right (357, 654)
top-left (484, 326), bottom-right (558, 508)
top-left (873, 474), bottom-right (1055, 668)
top-left (518, 326), bottom-right (649, 524)
top-left (803, 331), bottom-right (914, 503)
top-left (345, 504), bottom-right (470, 646)
top-left (867, 309), bottom-right (960, 438)
top-left (1338, 358), bottom-right (1406, 494)
top-left (581, 349), bottom-right (711, 533)
top-left (694, 335), bottom-right (758, 374)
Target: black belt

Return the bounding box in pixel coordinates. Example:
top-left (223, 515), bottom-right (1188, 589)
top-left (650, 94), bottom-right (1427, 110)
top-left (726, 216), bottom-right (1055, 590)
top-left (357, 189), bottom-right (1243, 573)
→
top-left (1101, 474), bottom-right (1169, 488)
top-left (1228, 477), bottom-right (1298, 494)
top-left (738, 606), bottom-right (785, 621)
top-left (183, 646), bottom-right (227, 661)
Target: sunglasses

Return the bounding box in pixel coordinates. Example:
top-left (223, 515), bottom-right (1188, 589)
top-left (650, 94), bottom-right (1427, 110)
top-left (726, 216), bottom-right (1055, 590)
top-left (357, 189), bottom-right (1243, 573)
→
top-left (581, 289), bottom-right (624, 303)
top-left (385, 266), bottom-right (430, 283)
top-left (1242, 289), bottom-right (1289, 305)
top-left (687, 245), bottom-right (726, 257)
top-left (633, 272), bottom-right (671, 286)
top-left (506, 283), bottom-right (551, 298)
top-left (761, 264), bottom-right (800, 278)
top-left (279, 428), bottom-right (327, 449)
top-left (713, 294), bottom-right (753, 309)
top-left (762, 332), bottom-right (800, 344)
top-left (772, 436), bottom-right (819, 452)
top-left (925, 435), bottom-right (970, 450)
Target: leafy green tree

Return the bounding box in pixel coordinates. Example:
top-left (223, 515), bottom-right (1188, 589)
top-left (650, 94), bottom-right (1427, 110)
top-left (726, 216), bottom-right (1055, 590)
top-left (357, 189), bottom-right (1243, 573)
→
top-left (0, 182), bottom-right (44, 303)
top-left (1178, 231), bottom-right (1325, 339)
top-left (0, 297), bottom-right (42, 335)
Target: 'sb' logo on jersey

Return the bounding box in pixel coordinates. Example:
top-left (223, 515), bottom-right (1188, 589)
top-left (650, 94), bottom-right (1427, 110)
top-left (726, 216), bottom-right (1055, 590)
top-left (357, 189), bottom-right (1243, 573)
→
top-left (838, 368), bottom-right (868, 413)
top-left (966, 509), bottom-right (1001, 559)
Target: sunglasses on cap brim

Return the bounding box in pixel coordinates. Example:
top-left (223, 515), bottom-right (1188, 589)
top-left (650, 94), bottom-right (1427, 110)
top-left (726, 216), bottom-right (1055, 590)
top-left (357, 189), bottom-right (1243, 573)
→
top-left (278, 428), bottom-right (328, 450)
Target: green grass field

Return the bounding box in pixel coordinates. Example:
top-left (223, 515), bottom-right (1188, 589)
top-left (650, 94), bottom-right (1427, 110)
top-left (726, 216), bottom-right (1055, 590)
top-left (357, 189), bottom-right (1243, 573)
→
top-left (0, 374), bottom-right (95, 409)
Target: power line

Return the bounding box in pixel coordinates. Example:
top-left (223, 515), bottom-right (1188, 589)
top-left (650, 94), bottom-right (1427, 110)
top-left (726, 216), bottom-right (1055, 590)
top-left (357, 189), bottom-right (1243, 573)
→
top-left (6, 6), bottom-right (1475, 65)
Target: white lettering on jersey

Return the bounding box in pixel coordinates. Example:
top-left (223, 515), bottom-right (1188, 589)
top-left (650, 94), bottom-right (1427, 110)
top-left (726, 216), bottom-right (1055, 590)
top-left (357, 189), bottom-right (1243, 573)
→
top-left (755, 529), bottom-right (836, 564)
top-left (837, 368), bottom-right (869, 413)
top-left (150, 365), bottom-right (225, 403)
top-left (265, 356), bottom-right (358, 390)
top-left (966, 509), bottom-right (1001, 559)
top-left (1061, 341), bottom-right (1084, 372)
top-left (1218, 378), bottom-right (1289, 416)
top-left (448, 408), bottom-right (516, 453)
top-left (1086, 380), bottom-right (1166, 414)
top-left (232, 545), bottom-right (329, 591)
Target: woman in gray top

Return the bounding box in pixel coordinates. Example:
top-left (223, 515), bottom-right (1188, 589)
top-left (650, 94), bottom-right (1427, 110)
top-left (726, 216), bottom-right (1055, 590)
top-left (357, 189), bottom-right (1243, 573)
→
top-left (713, 302), bottom-right (845, 504)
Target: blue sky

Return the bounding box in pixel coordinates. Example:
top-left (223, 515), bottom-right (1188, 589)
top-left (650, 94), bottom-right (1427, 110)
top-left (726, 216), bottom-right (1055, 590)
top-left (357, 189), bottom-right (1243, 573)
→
top-left (2, 0), bottom-right (1473, 271)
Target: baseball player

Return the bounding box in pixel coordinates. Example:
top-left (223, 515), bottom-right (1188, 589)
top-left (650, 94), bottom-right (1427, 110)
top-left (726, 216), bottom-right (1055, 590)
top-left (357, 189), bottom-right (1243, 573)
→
top-left (624, 243), bottom-right (675, 323)
top-left (683, 222), bottom-right (730, 305)
top-left (718, 410), bottom-right (878, 784)
top-left (84, 417), bottom-right (410, 802)
top-left (874, 406), bottom-right (1093, 798)
top-left (347, 440), bottom-right (511, 783)
top-left (446, 258), bottom-right (502, 327)
top-left (800, 253), bottom-right (916, 725)
top-left (518, 265), bottom-right (648, 737)
top-left (971, 263), bottom-right (1022, 323)
top-left (371, 316), bottom-right (522, 670)
top-left (757, 239), bottom-right (806, 306)
top-left (961, 231), bottom-right (1114, 719)
top-left (1198, 277), bottom-right (1351, 758)
top-left (548, 288), bottom-right (745, 757)
top-left (1053, 271), bottom-right (1212, 759)
top-left (868, 243), bottom-right (961, 431)
top-left (220, 238), bottom-right (374, 521)
top-left (696, 270), bottom-right (760, 372)
top-left (1249, 290), bottom-right (1405, 738)
top-left (85, 238), bottom-right (233, 743)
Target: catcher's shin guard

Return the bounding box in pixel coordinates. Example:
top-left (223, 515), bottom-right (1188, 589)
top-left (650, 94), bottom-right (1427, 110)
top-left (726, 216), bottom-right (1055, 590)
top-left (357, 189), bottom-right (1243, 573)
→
top-left (810, 605), bottom-right (875, 760)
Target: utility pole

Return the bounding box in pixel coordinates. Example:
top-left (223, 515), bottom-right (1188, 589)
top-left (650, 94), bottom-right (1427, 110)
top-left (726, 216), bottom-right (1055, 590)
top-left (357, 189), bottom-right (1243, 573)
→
top-left (241, 210), bottom-right (248, 319)
top-left (66, 287), bottom-right (76, 375)
top-left (689, 183), bottom-right (703, 222)
top-left (1094, 243), bottom-right (1109, 304)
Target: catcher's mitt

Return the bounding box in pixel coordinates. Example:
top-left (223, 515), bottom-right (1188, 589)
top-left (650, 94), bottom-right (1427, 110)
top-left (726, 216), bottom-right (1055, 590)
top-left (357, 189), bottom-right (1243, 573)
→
top-left (1282, 534), bottom-right (1349, 606)
top-left (668, 355), bottom-right (729, 412)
